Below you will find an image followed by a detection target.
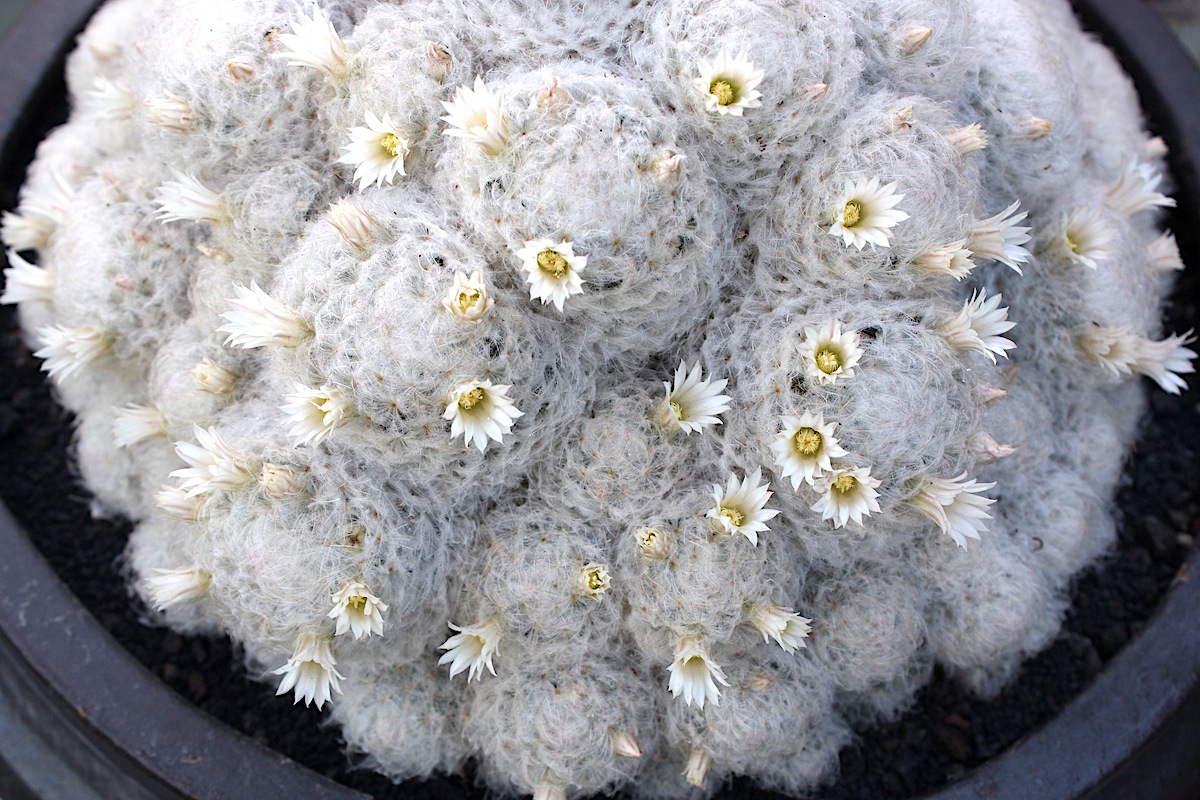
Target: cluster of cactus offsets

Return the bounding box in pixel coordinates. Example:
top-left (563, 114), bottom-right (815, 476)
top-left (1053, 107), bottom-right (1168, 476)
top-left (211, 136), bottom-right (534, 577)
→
top-left (3, 0), bottom-right (1195, 796)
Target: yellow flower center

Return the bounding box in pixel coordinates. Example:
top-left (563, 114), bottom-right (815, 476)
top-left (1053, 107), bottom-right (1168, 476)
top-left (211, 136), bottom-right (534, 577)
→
top-left (794, 427), bottom-right (822, 457)
top-left (537, 249), bottom-right (570, 278)
top-left (814, 347), bottom-right (842, 374)
top-left (458, 386), bottom-right (486, 410)
top-left (381, 133), bottom-right (405, 158)
top-left (842, 200), bottom-right (863, 228)
top-left (669, 400), bottom-right (684, 420)
top-left (1065, 233), bottom-right (1080, 254)
top-left (710, 78), bottom-right (737, 106)
top-left (719, 506), bottom-right (745, 527)
top-left (456, 288), bottom-right (481, 313)
top-left (585, 569), bottom-right (606, 591)
top-left (831, 474), bottom-right (858, 494)
top-left (348, 596), bottom-right (367, 611)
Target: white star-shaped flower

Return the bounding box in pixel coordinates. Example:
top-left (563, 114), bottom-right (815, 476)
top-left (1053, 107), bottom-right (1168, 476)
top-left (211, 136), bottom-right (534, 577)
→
top-left (514, 238), bottom-right (586, 312)
top-left (747, 602), bottom-right (812, 654)
top-left (811, 466), bottom-right (882, 528)
top-left (828, 177), bottom-right (909, 250)
top-left (667, 635), bottom-right (729, 708)
top-left (1077, 323), bottom-right (1142, 378)
top-left (273, 634), bottom-right (345, 710)
top-left (1133, 331), bottom-right (1196, 395)
top-left (1056, 207), bottom-right (1116, 270)
top-left (328, 579), bottom-right (388, 639)
top-left (170, 425), bottom-right (258, 496)
top-left (337, 112), bottom-right (410, 190)
top-left (153, 171), bottom-right (228, 224)
top-left (693, 48), bottom-right (764, 116)
top-left (912, 240), bottom-right (975, 280)
top-left (85, 76), bottom-right (135, 120)
top-left (441, 76), bottom-right (510, 156)
top-left (910, 472), bottom-right (996, 548)
top-left (575, 563), bottom-right (611, 601)
top-left (1, 169), bottom-right (73, 252)
top-left (281, 383), bottom-right (353, 446)
top-left (33, 324), bottom-right (112, 383)
top-left (798, 319), bottom-right (864, 385)
top-left (218, 282), bottom-right (311, 349)
top-left (654, 361), bottom-right (731, 434)
top-left (770, 411), bottom-right (849, 490)
top-left (438, 619), bottom-right (502, 681)
top-left (1147, 232), bottom-right (1184, 272)
top-left (706, 469), bottom-right (780, 546)
top-left (112, 403), bottom-right (168, 448)
top-left (968, 201), bottom-right (1031, 274)
top-left (145, 567), bottom-right (211, 611)
top-left (938, 291), bottom-right (1016, 363)
top-left (153, 485), bottom-right (207, 522)
top-left (441, 270), bottom-right (494, 324)
top-left (444, 379), bottom-right (523, 452)
top-left (946, 123), bottom-right (987, 156)
top-left (276, 5), bottom-right (349, 80)
top-left (1105, 161), bottom-right (1176, 217)
top-left (2, 249), bottom-right (54, 305)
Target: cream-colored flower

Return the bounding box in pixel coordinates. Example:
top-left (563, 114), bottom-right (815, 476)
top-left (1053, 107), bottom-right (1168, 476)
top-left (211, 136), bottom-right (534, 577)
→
top-left (276, 5), bottom-right (349, 80)
top-left (444, 379), bottom-right (523, 452)
top-left (912, 240), bottom-right (975, 280)
top-left (189, 357), bottom-right (238, 397)
top-left (1, 249), bottom-right (54, 304)
top-left (634, 526), bottom-right (670, 560)
top-left (693, 48), bottom-right (764, 116)
top-left (968, 201), bottom-right (1031, 274)
top-left (154, 171), bottom-right (227, 223)
top-left (911, 472), bottom-right (996, 548)
top-left (85, 77), bottom-right (135, 120)
top-left (325, 198), bottom-right (378, 251)
top-left (1056, 207), bottom-right (1115, 269)
top-left (258, 463), bottom-right (307, 499)
top-left (438, 619), bottom-right (502, 681)
top-left (575, 563), bottom-right (611, 601)
top-left (153, 484), bottom-right (207, 522)
top-left (441, 76), bottom-right (510, 156)
top-left (706, 469), bottom-right (779, 546)
top-left (281, 383), bottom-right (353, 446)
top-left (145, 567), bottom-right (211, 611)
top-left (218, 282), bottom-right (310, 349)
top-left (273, 634), bottom-right (345, 710)
top-left (946, 123), bottom-right (987, 156)
top-left (170, 425), bottom-right (257, 496)
top-left (337, 112), bottom-right (410, 190)
top-left (668, 636), bottom-right (729, 709)
top-left (1, 169), bottom-right (73, 251)
top-left (33, 324), bottom-right (111, 382)
top-left (1105, 161), bottom-right (1176, 217)
top-left (747, 602), bottom-right (812, 654)
top-left (144, 93), bottom-right (196, 133)
top-left (441, 270), bottom-right (494, 323)
top-left (515, 238), bottom-right (586, 312)
top-left (1077, 323), bottom-right (1141, 378)
top-left (1147, 232), bottom-right (1184, 272)
top-left (828, 177), bottom-right (909, 250)
top-left (811, 466), bottom-right (882, 528)
top-left (770, 411), bottom-right (849, 490)
top-left (328, 578), bottom-right (388, 639)
top-left (938, 291), bottom-right (1016, 363)
top-left (112, 403), bottom-right (168, 448)
top-left (654, 361), bottom-right (731, 434)
top-left (798, 319), bottom-right (863, 385)
top-left (1134, 331), bottom-right (1196, 395)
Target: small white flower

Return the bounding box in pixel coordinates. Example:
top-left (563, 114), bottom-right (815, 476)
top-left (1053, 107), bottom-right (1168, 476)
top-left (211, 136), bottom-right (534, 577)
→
top-left (1134, 331), bottom-right (1196, 395)
top-left (276, 5), bottom-right (349, 80)
top-left (798, 319), bottom-right (864, 385)
top-left (273, 634), bottom-right (345, 710)
top-left (1, 170), bottom-right (74, 251)
top-left (1023, 116), bottom-right (1054, 140)
top-left (325, 198), bottom-right (378, 251)
top-left (827, 177), bottom-right (909, 250)
top-left (189, 357), bottom-right (238, 397)
top-left (33, 324), bottom-right (111, 382)
top-left (441, 76), bottom-right (510, 156)
top-left (634, 526), bottom-right (670, 560)
top-left (441, 270), bottom-right (494, 323)
top-left (144, 93), bottom-right (196, 133)
top-left (684, 748), bottom-right (714, 788)
top-left (328, 579), bottom-right (388, 639)
top-left (258, 462), bottom-right (307, 500)
top-left (770, 411), bottom-right (849, 490)
top-left (667, 636), bottom-right (729, 709)
top-left (611, 730), bottom-right (642, 759)
top-left (443, 379), bottom-right (523, 453)
top-left (946, 123), bottom-right (987, 156)
top-left (337, 112), bottom-right (410, 190)
top-left (706, 469), bottom-right (780, 546)
top-left (438, 619), bottom-right (502, 681)
top-left (281, 383), bottom-right (353, 446)
top-left (153, 485), bottom-right (207, 522)
top-left (693, 48), bottom-right (764, 116)
top-left (1105, 161), bottom-right (1176, 217)
top-left (1147, 232), bottom-right (1184, 272)
top-left (1056, 207), bottom-right (1116, 269)
top-left (575, 563), bottom-right (611, 601)
top-left (654, 361), bottom-right (731, 434)
top-left (968, 201), bottom-right (1031, 274)
top-left (1077, 323), bottom-right (1142, 378)
top-left (154, 172), bottom-right (227, 223)
top-left (912, 240), bottom-right (975, 280)
top-left (218, 282), bottom-right (311, 348)
top-left (145, 567), bottom-right (211, 611)
top-left (112, 404), bottom-right (168, 448)
top-left (85, 77), bottom-right (135, 120)
top-left (170, 425), bottom-right (258, 496)
top-left (811, 466), bottom-right (882, 528)
top-left (1, 249), bottom-right (54, 304)
top-left (514, 238), bottom-right (586, 312)
top-left (938, 291), bottom-right (1016, 363)
top-left (899, 24), bottom-right (934, 55)
top-left (649, 149), bottom-right (687, 183)
top-left (747, 602), bottom-right (812, 654)
top-left (969, 432), bottom-right (1016, 464)
top-left (911, 472), bottom-right (997, 548)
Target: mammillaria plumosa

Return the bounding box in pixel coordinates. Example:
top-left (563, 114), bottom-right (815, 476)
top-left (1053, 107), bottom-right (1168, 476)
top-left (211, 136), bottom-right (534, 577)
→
top-left (2, 0), bottom-right (1194, 797)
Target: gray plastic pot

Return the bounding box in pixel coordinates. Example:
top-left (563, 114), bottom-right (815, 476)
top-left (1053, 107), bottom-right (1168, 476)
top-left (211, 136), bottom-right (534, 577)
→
top-left (0, 1), bottom-right (1197, 799)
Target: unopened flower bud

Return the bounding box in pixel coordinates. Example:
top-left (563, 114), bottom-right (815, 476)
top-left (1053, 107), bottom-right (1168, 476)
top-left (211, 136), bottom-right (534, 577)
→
top-left (611, 730), bottom-right (642, 758)
top-left (685, 748), bottom-right (713, 787)
top-left (259, 462), bottom-right (307, 499)
top-left (900, 25), bottom-right (933, 55)
top-left (1023, 115), bottom-right (1053, 140)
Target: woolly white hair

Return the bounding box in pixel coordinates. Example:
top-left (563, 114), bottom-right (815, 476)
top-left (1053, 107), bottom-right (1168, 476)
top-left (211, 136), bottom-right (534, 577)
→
top-left (6, 0), bottom-right (1191, 796)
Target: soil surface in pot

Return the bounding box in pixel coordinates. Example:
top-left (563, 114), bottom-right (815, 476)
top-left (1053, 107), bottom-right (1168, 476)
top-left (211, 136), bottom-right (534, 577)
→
top-left (1, 258), bottom-right (1198, 800)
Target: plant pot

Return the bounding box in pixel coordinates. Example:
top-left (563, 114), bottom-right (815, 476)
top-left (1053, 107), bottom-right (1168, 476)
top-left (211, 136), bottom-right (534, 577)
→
top-left (0, 1), bottom-right (1197, 799)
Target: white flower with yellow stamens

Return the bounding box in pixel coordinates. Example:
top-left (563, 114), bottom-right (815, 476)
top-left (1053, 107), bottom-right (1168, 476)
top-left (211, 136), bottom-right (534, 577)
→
top-left (515, 238), bottom-right (585, 312)
top-left (273, 634), bottom-right (344, 709)
top-left (634, 526), bottom-right (670, 560)
top-left (170, 425), bottom-right (257, 496)
top-left (706, 469), bottom-right (779, 546)
top-left (910, 472), bottom-right (997, 548)
top-left (112, 403), bottom-right (168, 448)
top-left (1, 249), bottom-right (54, 304)
top-left (968, 201), bottom-right (1031, 274)
top-left (328, 579), bottom-right (388, 639)
top-left (441, 270), bottom-right (494, 323)
top-left (912, 239), bottom-right (975, 280)
top-left (654, 360), bottom-right (731, 434)
top-left (770, 411), bottom-right (848, 490)
top-left (337, 112), bottom-right (410, 190)
top-left (189, 357), bottom-right (237, 397)
top-left (218, 282), bottom-right (310, 349)
top-left (693, 48), bottom-right (764, 116)
top-left (441, 76), bottom-right (510, 156)
top-left (444, 379), bottom-right (523, 452)
top-left (276, 5), bottom-right (349, 80)
top-left (747, 602), bottom-right (812, 654)
top-left (798, 319), bottom-right (863, 385)
top-left (575, 563), bottom-right (611, 601)
top-left (667, 636), bottom-right (729, 709)
top-left (33, 324), bottom-right (111, 382)
top-left (438, 619), bottom-right (502, 681)
top-left (281, 383), bottom-right (353, 446)
top-left (811, 466), bottom-right (882, 528)
top-left (828, 177), bottom-right (909, 250)
top-left (938, 291), bottom-right (1016, 363)
top-left (1148, 232), bottom-right (1184, 272)
top-left (145, 567), bottom-right (211, 611)
top-left (1105, 161), bottom-right (1176, 217)
top-left (153, 172), bottom-right (227, 223)
top-left (1056, 207), bottom-right (1115, 269)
